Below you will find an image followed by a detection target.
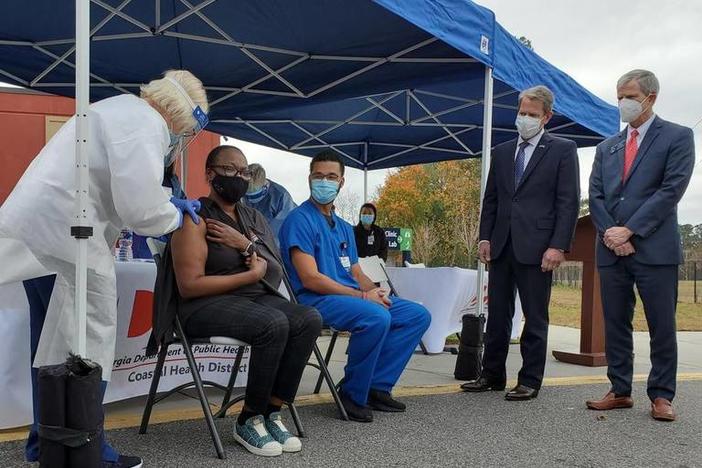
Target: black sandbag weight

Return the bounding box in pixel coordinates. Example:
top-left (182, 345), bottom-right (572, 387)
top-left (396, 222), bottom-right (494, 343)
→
top-left (37, 355), bottom-right (103, 468)
top-left (65, 356), bottom-right (102, 468)
top-left (38, 364), bottom-right (69, 467)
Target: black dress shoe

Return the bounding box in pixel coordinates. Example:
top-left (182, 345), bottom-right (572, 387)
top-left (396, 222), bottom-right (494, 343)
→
top-left (505, 384), bottom-right (539, 401)
top-left (460, 377), bottom-right (506, 392)
top-left (339, 391), bottom-right (373, 422)
top-left (368, 389), bottom-right (406, 412)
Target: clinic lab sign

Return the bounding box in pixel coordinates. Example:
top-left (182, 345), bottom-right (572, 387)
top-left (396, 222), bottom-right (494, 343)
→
top-left (385, 228), bottom-right (412, 251)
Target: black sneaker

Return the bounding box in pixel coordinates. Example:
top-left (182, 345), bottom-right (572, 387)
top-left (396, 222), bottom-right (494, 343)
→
top-left (368, 389), bottom-right (406, 412)
top-left (103, 455), bottom-right (143, 468)
top-left (339, 390), bottom-right (373, 423)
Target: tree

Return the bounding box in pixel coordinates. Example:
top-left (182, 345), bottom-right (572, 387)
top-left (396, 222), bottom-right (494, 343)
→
top-left (579, 198), bottom-right (590, 217)
top-left (375, 159), bottom-right (482, 267)
top-left (518, 36), bottom-right (533, 50)
top-left (680, 223), bottom-right (702, 260)
top-left (334, 189), bottom-right (361, 225)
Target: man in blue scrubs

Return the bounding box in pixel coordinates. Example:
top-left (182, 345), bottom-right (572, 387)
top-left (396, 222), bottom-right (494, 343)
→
top-left (279, 150), bottom-right (431, 422)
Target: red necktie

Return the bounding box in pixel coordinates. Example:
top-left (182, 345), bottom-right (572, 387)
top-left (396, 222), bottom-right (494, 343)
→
top-left (623, 128), bottom-right (639, 181)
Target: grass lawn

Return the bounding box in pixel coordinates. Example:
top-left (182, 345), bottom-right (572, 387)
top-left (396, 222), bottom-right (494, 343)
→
top-left (550, 282), bottom-right (702, 332)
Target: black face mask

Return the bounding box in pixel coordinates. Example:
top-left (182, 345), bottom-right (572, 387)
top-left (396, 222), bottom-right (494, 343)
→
top-left (211, 174), bottom-right (249, 204)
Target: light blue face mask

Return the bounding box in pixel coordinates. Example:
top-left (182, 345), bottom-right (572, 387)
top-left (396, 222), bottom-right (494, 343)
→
top-left (310, 179), bottom-right (339, 205)
top-left (245, 184), bottom-right (269, 203)
top-left (360, 214), bottom-right (374, 225)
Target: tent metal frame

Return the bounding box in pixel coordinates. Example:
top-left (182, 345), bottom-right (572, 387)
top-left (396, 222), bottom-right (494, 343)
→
top-left (4, 0), bottom-right (605, 354)
top-left (1, 0), bottom-right (602, 176)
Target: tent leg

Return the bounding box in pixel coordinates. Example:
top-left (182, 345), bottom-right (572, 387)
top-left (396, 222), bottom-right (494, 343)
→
top-left (73, 0), bottom-right (91, 357)
top-left (363, 142), bottom-right (369, 202)
top-left (363, 168), bottom-right (368, 202)
top-left (476, 66), bottom-right (493, 318)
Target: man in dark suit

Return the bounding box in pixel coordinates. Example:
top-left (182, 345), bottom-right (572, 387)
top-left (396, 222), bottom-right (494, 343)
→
top-left (462, 86), bottom-right (580, 400)
top-left (587, 69), bottom-right (695, 421)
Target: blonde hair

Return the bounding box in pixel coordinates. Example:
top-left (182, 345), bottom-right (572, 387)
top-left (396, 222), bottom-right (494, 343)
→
top-left (140, 69), bottom-right (209, 132)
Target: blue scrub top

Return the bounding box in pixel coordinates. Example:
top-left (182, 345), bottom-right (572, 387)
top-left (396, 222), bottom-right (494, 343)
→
top-left (279, 199), bottom-right (359, 298)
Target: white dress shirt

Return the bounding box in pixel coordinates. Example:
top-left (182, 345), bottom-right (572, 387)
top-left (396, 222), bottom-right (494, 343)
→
top-left (627, 113), bottom-right (656, 146)
top-left (515, 127), bottom-right (545, 168)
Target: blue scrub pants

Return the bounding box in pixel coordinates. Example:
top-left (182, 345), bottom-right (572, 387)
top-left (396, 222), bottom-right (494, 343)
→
top-left (23, 275), bottom-right (119, 463)
top-left (301, 294), bottom-right (431, 406)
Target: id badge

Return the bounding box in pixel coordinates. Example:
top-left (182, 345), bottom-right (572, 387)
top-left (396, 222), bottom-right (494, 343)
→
top-left (340, 256), bottom-right (351, 270)
top-left (368, 234), bottom-right (375, 245)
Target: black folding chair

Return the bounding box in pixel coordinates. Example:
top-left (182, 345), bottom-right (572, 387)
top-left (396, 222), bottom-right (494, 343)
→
top-left (138, 240), bottom-right (305, 459)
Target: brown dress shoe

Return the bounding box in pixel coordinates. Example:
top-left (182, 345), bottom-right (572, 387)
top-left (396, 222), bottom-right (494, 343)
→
top-left (586, 391), bottom-right (634, 410)
top-left (505, 384), bottom-right (538, 401)
top-left (650, 398), bottom-right (676, 421)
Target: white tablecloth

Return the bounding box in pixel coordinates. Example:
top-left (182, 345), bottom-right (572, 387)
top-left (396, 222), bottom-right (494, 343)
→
top-left (0, 261), bottom-right (249, 429)
top-left (386, 267), bottom-right (523, 354)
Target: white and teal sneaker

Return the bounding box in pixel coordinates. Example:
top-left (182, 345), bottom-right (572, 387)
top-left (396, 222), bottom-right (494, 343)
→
top-left (265, 412), bottom-right (302, 453)
top-left (234, 415), bottom-right (283, 457)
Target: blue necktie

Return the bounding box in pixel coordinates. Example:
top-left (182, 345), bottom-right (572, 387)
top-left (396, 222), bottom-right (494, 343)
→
top-left (514, 141), bottom-right (530, 187)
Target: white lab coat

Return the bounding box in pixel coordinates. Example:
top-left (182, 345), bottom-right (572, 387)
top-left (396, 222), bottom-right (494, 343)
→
top-left (0, 94), bottom-right (180, 380)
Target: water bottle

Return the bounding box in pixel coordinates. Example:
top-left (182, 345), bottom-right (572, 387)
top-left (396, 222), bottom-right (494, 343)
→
top-left (116, 229), bottom-right (133, 262)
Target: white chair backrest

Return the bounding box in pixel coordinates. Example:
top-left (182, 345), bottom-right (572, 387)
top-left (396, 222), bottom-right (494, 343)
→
top-left (404, 261), bottom-right (426, 268)
top-left (358, 256), bottom-right (388, 283)
top-left (277, 280), bottom-right (291, 300)
top-left (146, 238), bottom-right (167, 260)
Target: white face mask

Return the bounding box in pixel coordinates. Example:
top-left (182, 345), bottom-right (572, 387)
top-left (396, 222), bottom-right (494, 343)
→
top-left (618, 95), bottom-right (651, 123)
top-left (515, 114), bottom-right (543, 140)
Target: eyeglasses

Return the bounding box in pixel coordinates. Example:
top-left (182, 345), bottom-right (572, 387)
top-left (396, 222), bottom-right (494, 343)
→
top-left (310, 172), bottom-right (341, 182)
top-left (209, 165), bottom-right (253, 179)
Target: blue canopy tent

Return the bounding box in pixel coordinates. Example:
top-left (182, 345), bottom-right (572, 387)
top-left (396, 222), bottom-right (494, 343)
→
top-left (0, 0), bottom-right (618, 339)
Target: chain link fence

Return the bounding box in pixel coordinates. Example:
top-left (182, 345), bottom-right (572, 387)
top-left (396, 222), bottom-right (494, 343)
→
top-left (552, 261), bottom-right (700, 304)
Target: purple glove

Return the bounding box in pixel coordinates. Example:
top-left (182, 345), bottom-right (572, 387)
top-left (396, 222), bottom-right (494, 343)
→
top-left (170, 197), bottom-right (201, 226)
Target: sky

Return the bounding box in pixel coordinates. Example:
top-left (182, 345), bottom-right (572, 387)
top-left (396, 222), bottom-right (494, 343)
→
top-left (233, 0), bottom-right (702, 224)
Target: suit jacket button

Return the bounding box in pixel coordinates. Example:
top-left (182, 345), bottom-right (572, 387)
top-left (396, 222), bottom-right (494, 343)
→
top-left (620, 197), bottom-right (625, 201)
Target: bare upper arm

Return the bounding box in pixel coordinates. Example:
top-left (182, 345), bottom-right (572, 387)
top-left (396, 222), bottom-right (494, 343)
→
top-left (170, 216), bottom-right (208, 293)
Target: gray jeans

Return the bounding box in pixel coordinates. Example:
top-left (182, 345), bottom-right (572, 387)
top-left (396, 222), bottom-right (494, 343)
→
top-left (183, 293), bottom-right (322, 413)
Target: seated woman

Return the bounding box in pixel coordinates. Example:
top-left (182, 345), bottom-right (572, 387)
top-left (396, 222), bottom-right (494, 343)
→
top-left (170, 145), bottom-right (322, 457)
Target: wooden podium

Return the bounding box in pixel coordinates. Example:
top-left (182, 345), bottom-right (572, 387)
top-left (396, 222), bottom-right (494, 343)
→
top-left (552, 215), bottom-right (608, 366)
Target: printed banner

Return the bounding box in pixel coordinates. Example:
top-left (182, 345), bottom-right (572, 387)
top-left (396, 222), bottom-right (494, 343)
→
top-left (0, 261), bottom-right (249, 429)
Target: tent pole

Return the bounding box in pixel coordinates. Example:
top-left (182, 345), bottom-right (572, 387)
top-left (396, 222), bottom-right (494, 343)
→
top-left (475, 66), bottom-right (493, 317)
top-left (73, 0), bottom-right (91, 357)
top-left (363, 142), bottom-right (369, 202)
top-left (363, 169), bottom-right (368, 202)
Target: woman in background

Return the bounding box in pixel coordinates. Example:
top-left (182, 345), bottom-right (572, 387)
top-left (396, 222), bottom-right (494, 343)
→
top-left (353, 203), bottom-right (388, 261)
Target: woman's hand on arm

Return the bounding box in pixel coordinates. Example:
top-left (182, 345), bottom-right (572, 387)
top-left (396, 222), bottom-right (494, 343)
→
top-left (171, 217), bottom-right (257, 299)
top-left (206, 218), bottom-right (251, 251)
